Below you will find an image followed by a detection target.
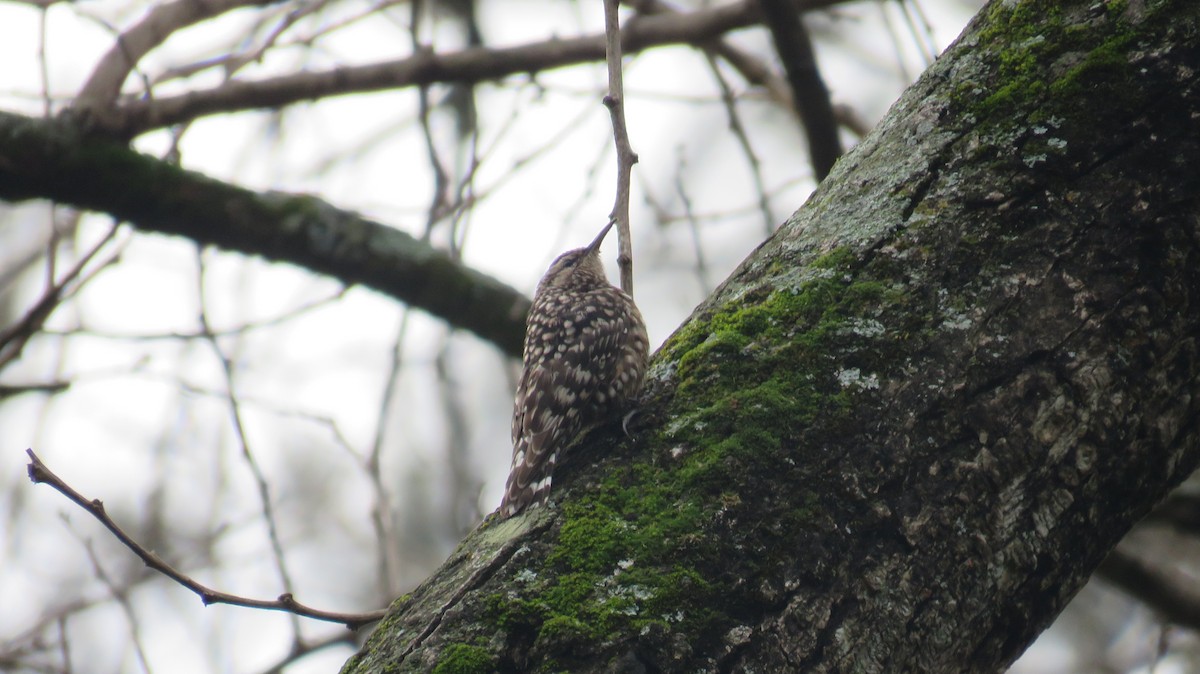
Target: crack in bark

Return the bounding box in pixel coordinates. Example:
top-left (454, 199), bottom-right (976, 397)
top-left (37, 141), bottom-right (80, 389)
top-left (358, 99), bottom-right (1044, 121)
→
top-left (395, 519), bottom-right (553, 664)
top-left (796, 595), bottom-right (858, 672)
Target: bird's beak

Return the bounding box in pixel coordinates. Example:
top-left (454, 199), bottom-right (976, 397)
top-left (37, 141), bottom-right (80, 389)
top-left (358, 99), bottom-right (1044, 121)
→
top-left (586, 220), bottom-right (616, 254)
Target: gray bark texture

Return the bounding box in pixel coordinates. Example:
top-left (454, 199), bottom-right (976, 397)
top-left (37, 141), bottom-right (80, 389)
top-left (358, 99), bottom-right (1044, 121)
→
top-left (341, 1), bottom-right (1200, 672)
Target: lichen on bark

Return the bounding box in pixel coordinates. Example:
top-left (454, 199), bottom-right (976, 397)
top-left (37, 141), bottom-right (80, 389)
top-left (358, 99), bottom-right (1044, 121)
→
top-left (342, 1), bottom-right (1200, 672)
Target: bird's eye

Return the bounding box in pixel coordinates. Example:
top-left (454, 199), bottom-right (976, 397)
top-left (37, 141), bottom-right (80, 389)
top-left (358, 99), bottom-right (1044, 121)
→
top-left (553, 252), bottom-right (581, 271)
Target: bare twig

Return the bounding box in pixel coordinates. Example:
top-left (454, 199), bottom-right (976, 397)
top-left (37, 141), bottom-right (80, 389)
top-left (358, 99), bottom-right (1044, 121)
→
top-left (367, 310), bottom-right (413, 597)
top-left (0, 381), bottom-right (71, 399)
top-left (57, 616), bottom-right (71, 674)
top-left (75, 0), bottom-right (288, 110)
top-left (78, 537), bottom-right (154, 674)
top-left (639, 0), bottom-right (868, 140)
top-left (635, 0), bottom-right (791, 106)
top-left (196, 252), bottom-right (303, 638)
top-left (896, 0), bottom-right (941, 64)
top-left (672, 152), bottom-right (713, 294)
top-left (436, 340), bottom-right (484, 532)
top-left (37, 3), bottom-right (52, 117)
top-left (94, 0), bottom-right (768, 137)
top-left (24, 449), bottom-right (387, 630)
top-left (412, 4), bottom-right (453, 236)
top-left (602, 0), bottom-right (639, 295)
top-left (0, 224), bottom-right (120, 371)
top-left (257, 630), bottom-right (358, 674)
top-left (43, 287), bottom-right (350, 343)
top-left (705, 53), bottom-right (777, 235)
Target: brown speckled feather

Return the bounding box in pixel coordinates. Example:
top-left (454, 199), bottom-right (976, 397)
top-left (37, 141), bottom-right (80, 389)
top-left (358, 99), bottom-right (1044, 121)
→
top-left (500, 225), bottom-right (648, 518)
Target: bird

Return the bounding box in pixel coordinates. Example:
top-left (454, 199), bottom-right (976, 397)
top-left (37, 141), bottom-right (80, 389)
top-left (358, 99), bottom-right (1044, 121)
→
top-left (499, 221), bottom-right (649, 518)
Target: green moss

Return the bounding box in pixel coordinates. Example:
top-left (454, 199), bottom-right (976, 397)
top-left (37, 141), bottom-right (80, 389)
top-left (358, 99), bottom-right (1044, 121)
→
top-left (1047, 32), bottom-right (1134, 98)
top-left (431, 644), bottom-right (494, 674)
top-left (537, 614), bottom-right (596, 645)
top-left (478, 244), bottom-right (907, 663)
top-left (484, 593), bottom-right (543, 631)
top-left (961, 0), bottom-right (1152, 125)
top-left (810, 246), bottom-right (857, 270)
top-left (548, 504), bottom-right (632, 574)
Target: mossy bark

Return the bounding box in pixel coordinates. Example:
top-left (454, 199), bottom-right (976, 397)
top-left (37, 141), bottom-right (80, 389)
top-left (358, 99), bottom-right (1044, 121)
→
top-left (0, 113), bottom-right (529, 357)
top-left (343, 1), bottom-right (1200, 672)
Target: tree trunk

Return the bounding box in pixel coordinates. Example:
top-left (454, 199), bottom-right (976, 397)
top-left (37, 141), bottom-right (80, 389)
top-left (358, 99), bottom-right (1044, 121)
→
top-left (340, 1), bottom-right (1200, 672)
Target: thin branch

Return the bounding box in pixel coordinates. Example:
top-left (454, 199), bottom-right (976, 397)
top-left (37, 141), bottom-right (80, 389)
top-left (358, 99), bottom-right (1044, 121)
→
top-left (78, 538), bottom-right (154, 674)
top-left (367, 310), bottom-right (413, 597)
top-left (897, 0), bottom-right (941, 64)
top-left (75, 0), bottom-right (288, 110)
top-left (0, 224), bottom-right (120, 371)
top-left (37, 3), bottom-right (52, 117)
top-left (141, 0), bottom-right (409, 92)
top-left (24, 449), bottom-right (387, 630)
top-left (58, 616), bottom-right (71, 674)
top-left (671, 151), bottom-right (713, 294)
top-left (436, 339), bottom-right (484, 532)
top-left (197, 251), bottom-right (303, 638)
top-left (85, 0), bottom-right (770, 137)
top-left (705, 52), bottom-right (777, 235)
top-left (43, 287), bottom-right (350, 343)
top-left (412, 4), bottom-right (453, 236)
top-left (638, 0), bottom-right (866, 140)
top-left (602, 0), bottom-right (638, 295)
top-left (0, 381), bottom-right (72, 399)
top-left (636, 0), bottom-right (792, 105)
top-left (257, 631), bottom-right (358, 674)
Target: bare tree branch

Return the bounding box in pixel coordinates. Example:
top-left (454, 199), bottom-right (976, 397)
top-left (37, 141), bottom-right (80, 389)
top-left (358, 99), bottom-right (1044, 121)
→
top-left (78, 0), bottom-right (833, 137)
top-left (75, 0), bottom-right (288, 109)
top-left (603, 0), bottom-right (639, 295)
top-left (197, 251), bottom-right (304, 638)
top-left (0, 223), bottom-right (120, 370)
top-left (0, 111), bottom-right (529, 357)
top-left (756, 0), bottom-right (842, 179)
top-left (639, 0), bottom-right (866, 141)
top-left (24, 449), bottom-right (388, 631)
top-left (1143, 492), bottom-right (1200, 536)
top-left (704, 52), bottom-right (777, 236)
top-left (1098, 548), bottom-right (1200, 633)
top-left (0, 381), bottom-right (72, 399)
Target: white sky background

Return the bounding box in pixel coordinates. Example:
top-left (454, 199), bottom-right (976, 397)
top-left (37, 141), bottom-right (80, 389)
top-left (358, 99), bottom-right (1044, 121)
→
top-left (1, 0), bottom-right (1183, 673)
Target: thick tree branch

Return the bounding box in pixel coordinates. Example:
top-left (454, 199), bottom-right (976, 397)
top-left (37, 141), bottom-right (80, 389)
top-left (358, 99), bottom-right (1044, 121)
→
top-left (1143, 493), bottom-right (1200, 536)
top-left (76, 0), bottom-right (846, 137)
top-left (1098, 548), bottom-right (1200, 633)
top-left (0, 111), bottom-right (528, 357)
top-left (640, 0), bottom-right (868, 140)
top-left (756, 0), bottom-right (842, 179)
top-left (341, 2), bottom-right (1200, 671)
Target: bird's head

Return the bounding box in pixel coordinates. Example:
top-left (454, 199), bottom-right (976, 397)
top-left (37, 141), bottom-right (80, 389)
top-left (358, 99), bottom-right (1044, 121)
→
top-left (536, 221), bottom-right (615, 294)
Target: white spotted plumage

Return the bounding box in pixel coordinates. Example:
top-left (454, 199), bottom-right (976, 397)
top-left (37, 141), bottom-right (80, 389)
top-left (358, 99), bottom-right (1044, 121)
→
top-left (499, 222), bottom-right (648, 518)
